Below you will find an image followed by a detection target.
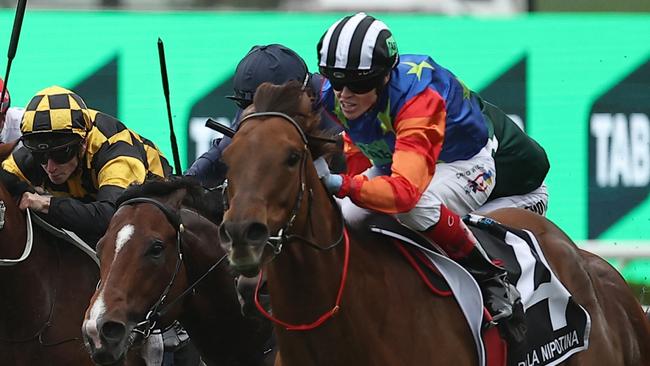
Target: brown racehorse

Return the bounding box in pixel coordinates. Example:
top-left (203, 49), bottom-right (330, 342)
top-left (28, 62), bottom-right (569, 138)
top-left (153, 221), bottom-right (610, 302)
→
top-left (81, 178), bottom-right (275, 366)
top-left (0, 142), bottom-right (99, 365)
top-left (0, 142), bottom-right (147, 366)
top-left (218, 81), bottom-right (650, 366)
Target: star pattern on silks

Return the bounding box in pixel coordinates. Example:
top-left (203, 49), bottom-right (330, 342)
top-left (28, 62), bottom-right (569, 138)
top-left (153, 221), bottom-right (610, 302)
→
top-left (404, 61), bottom-right (434, 81)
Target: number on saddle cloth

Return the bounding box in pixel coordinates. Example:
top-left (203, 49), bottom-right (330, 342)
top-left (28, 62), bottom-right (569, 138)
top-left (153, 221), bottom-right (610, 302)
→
top-left (463, 214), bottom-right (591, 365)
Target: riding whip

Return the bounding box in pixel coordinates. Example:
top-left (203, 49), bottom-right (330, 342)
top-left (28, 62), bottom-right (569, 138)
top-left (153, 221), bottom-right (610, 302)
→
top-left (0, 0), bottom-right (27, 111)
top-left (205, 118), bottom-right (235, 138)
top-left (157, 37), bottom-right (183, 175)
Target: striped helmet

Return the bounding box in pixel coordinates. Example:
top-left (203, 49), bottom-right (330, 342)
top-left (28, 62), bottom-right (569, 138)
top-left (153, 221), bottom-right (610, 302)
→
top-left (21, 86), bottom-right (92, 150)
top-left (317, 12), bottom-right (398, 84)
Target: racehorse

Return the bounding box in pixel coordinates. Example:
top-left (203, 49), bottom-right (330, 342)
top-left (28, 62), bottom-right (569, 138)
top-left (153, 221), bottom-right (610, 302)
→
top-left (81, 177), bottom-right (275, 366)
top-left (217, 81), bottom-right (650, 366)
top-left (0, 143), bottom-right (99, 365)
top-left (0, 143), bottom-right (151, 366)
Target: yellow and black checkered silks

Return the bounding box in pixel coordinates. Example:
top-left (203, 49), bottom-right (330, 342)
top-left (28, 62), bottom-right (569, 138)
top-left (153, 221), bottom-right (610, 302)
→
top-left (21, 86), bottom-right (92, 139)
top-left (3, 109), bottom-right (171, 199)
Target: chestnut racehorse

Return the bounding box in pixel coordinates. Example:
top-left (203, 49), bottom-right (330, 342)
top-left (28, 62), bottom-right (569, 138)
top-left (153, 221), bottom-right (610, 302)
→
top-left (81, 178), bottom-right (275, 366)
top-left (0, 142), bottom-right (99, 365)
top-left (218, 81), bottom-right (650, 366)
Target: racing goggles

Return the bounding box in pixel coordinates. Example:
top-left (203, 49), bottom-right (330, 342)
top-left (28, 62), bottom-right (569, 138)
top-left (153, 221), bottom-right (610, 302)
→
top-left (30, 142), bottom-right (80, 165)
top-left (328, 74), bottom-right (385, 94)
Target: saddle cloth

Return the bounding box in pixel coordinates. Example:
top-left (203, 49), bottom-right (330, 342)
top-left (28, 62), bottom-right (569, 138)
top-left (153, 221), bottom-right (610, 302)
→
top-left (368, 213), bottom-right (591, 366)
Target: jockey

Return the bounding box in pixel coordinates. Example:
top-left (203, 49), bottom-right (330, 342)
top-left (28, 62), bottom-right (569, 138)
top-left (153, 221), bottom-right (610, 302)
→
top-left (0, 85), bottom-right (172, 245)
top-left (316, 12), bottom-right (548, 326)
top-left (0, 77), bottom-right (24, 144)
top-left (185, 43), bottom-right (342, 187)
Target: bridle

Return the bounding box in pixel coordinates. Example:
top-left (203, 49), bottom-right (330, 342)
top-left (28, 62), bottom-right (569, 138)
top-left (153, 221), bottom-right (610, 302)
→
top-left (230, 112), bottom-right (345, 255)
top-left (117, 197), bottom-right (227, 340)
top-left (228, 111), bottom-right (350, 331)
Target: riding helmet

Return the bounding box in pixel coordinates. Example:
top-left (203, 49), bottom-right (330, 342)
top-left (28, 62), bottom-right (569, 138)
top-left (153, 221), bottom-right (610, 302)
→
top-left (21, 86), bottom-right (91, 151)
top-left (317, 12), bottom-right (399, 85)
top-left (227, 44), bottom-right (311, 109)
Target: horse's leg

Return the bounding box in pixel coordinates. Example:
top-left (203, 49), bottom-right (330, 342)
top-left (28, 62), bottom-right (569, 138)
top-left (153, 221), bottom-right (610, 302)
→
top-left (486, 208), bottom-right (650, 365)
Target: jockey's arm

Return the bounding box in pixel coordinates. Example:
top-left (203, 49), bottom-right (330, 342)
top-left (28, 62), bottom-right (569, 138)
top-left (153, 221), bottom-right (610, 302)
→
top-left (342, 132), bottom-right (371, 176)
top-left (336, 89), bottom-right (446, 214)
top-left (0, 165), bottom-right (32, 198)
top-left (45, 185), bottom-right (122, 246)
top-left (184, 137), bottom-right (229, 187)
top-left (184, 109), bottom-right (249, 187)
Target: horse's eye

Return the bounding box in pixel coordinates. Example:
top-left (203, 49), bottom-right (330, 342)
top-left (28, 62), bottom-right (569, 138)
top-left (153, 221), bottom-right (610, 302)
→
top-left (287, 151), bottom-right (301, 167)
top-left (147, 240), bottom-right (165, 258)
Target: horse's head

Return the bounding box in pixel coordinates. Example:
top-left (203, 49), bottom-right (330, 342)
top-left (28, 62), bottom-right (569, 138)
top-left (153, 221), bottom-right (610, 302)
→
top-left (82, 178), bottom-right (212, 365)
top-left (218, 81), bottom-right (335, 277)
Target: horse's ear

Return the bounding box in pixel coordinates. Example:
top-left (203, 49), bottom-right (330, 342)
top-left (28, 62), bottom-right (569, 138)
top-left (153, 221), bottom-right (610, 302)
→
top-left (165, 188), bottom-right (187, 210)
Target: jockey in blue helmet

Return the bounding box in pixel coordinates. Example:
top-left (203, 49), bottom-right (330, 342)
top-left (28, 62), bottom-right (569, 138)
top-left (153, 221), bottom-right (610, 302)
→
top-left (185, 44), bottom-right (341, 186)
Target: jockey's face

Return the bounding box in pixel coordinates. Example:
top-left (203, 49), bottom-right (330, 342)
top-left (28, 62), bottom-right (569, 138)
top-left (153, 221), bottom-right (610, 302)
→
top-left (334, 87), bottom-right (378, 120)
top-left (39, 140), bottom-right (85, 185)
top-left (42, 155), bottom-right (79, 185)
top-left (334, 75), bottom-right (389, 120)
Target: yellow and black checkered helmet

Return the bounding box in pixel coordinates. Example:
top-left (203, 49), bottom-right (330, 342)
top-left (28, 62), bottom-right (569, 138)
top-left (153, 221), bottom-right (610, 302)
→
top-left (21, 86), bottom-right (92, 151)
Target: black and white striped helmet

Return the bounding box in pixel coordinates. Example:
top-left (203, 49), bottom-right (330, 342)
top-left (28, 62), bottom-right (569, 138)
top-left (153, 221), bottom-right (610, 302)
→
top-left (317, 12), bottom-right (398, 83)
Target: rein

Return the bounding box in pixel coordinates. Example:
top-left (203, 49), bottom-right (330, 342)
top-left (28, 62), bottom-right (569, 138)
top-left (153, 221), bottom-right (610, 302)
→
top-left (118, 197), bottom-right (227, 339)
top-left (254, 228), bottom-right (350, 331)
top-left (0, 206), bottom-right (34, 265)
top-left (236, 111), bottom-right (350, 331)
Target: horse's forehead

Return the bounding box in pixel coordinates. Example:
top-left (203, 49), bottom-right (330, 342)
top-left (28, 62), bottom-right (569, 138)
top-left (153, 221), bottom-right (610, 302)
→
top-left (240, 117), bottom-right (301, 142)
top-left (114, 224), bottom-right (135, 255)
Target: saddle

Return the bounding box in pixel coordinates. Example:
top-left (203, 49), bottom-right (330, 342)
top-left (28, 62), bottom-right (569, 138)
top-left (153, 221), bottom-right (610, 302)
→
top-left (360, 212), bottom-right (590, 366)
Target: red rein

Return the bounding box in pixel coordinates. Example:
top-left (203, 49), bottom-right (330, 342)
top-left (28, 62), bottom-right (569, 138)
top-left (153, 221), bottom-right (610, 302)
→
top-left (253, 228), bottom-right (351, 331)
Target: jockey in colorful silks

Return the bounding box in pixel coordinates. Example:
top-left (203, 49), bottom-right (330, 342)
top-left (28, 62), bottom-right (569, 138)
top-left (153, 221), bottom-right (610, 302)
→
top-left (317, 12), bottom-right (548, 333)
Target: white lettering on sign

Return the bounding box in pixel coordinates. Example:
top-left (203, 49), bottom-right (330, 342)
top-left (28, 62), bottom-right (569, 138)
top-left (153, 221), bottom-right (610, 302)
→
top-left (189, 116), bottom-right (231, 159)
top-left (590, 113), bottom-right (650, 188)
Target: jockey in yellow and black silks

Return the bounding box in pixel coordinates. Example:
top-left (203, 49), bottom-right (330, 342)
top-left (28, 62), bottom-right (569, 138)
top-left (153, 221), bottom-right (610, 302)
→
top-left (0, 86), bottom-right (172, 245)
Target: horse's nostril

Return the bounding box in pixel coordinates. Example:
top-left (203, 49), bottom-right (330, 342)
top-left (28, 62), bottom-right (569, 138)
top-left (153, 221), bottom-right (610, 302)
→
top-left (219, 223), bottom-right (233, 246)
top-left (99, 320), bottom-right (126, 343)
top-left (246, 222), bottom-right (269, 243)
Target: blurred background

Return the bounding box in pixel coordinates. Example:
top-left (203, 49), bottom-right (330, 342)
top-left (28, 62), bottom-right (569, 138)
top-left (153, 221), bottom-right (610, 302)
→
top-left (0, 0), bottom-right (648, 301)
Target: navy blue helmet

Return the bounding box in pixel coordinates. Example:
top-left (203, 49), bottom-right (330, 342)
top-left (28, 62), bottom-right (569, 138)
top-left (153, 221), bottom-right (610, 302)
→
top-left (227, 44), bottom-right (311, 109)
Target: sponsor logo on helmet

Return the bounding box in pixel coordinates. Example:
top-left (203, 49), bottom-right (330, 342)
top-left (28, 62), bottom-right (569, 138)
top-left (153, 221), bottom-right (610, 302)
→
top-left (37, 143), bottom-right (50, 150)
top-left (386, 36), bottom-right (398, 58)
top-left (332, 71), bottom-right (346, 79)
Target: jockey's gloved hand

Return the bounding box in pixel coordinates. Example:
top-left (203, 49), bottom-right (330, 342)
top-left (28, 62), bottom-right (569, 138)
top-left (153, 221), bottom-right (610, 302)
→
top-left (313, 156), bottom-right (331, 178)
top-left (321, 173), bottom-right (343, 195)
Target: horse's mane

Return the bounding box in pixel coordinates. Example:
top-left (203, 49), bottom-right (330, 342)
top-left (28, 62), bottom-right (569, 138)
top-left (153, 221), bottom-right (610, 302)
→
top-left (251, 80), bottom-right (338, 159)
top-left (116, 176), bottom-right (223, 223)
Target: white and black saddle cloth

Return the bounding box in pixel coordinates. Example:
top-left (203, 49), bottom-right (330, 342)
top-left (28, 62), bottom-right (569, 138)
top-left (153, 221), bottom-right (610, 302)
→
top-left (368, 213), bottom-right (591, 366)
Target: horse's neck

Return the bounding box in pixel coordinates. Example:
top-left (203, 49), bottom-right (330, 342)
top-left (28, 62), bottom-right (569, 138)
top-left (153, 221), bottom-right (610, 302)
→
top-left (294, 170), bottom-right (342, 246)
top-left (264, 171), bottom-right (346, 319)
top-left (180, 213), bottom-right (268, 363)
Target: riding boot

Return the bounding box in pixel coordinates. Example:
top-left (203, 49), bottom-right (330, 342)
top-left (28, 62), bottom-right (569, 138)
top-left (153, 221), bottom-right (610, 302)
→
top-left (421, 205), bottom-right (526, 344)
top-left (456, 242), bottom-right (520, 324)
